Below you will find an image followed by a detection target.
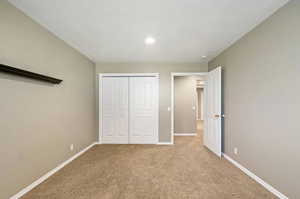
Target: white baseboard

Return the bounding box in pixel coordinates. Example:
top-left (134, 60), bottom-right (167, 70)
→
top-left (10, 142), bottom-right (97, 199)
top-left (157, 142), bottom-right (173, 145)
top-left (174, 133), bottom-right (196, 136)
top-left (222, 153), bottom-right (288, 199)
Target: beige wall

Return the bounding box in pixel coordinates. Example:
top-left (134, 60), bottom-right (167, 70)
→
top-left (174, 76), bottom-right (197, 134)
top-left (0, 1), bottom-right (96, 198)
top-left (209, 1), bottom-right (300, 198)
top-left (96, 63), bottom-right (208, 142)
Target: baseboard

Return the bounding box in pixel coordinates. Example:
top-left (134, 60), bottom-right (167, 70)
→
top-left (157, 142), bottom-right (173, 145)
top-left (174, 133), bottom-right (196, 136)
top-left (10, 142), bottom-right (97, 199)
top-left (222, 153), bottom-right (288, 199)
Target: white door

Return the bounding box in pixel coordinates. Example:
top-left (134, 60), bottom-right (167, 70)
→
top-left (129, 77), bottom-right (158, 144)
top-left (102, 77), bottom-right (129, 144)
top-left (204, 67), bottom-right (222, 157)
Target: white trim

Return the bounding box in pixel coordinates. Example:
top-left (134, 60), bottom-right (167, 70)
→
top-left (174, 133), bottom-right (197, 136)
top-left (223, 153), bottom-right (289, 199)
top-left (171, 75), bottom-right (174, 145)
top-left (171, 72), bottom-right (208, 144)
top-left (10, 142), bottom-right (97, 199)
top-left (155, 75), bottom-right (160, 144)
top-left (157, 142), bottom-right (174, 145)
top-left (98, 73), bottom-right (160, 144)
top-left (196, 87), bottom-right (199, 120)
top-left (171, 72), bottom-right (208, 76)
top-left (100, 73), bottom-right (159, 77)
top-left (98, 74), bottom-right (103, 144)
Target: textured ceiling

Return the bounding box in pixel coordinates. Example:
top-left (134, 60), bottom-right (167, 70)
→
top-left (9, 0), bottom-right (288, 63)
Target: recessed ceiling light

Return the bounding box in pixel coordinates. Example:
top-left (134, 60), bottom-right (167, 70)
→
top-left (145, 36), bottom-right (156, 45)
top-left (202, 55), bottom-right (207, 58)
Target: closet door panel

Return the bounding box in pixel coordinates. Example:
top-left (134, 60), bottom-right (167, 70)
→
top-left (102, 77), bottom-right (129, 143)
top-left (129, 77), bottom-right (158, 144)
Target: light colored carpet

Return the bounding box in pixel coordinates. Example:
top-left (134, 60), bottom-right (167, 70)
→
top-left (22, 126), bottom-right (276, 199)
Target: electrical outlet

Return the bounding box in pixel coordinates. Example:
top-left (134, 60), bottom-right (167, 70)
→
top-left (234, 147), bottom-right (238, 155)
top-left (70, 144), bottom-right (74, 151)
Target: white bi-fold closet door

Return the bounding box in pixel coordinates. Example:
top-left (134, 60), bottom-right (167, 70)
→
top-left (102, 77), bottom-right (129, 144)
top-left (129, 77), bottom-right (158, 144)
top-left (101, 75), bottom-right (158, 144)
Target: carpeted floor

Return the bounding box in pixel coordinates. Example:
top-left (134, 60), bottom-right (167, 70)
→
top-left (22, 122), bottom-right (276, 199)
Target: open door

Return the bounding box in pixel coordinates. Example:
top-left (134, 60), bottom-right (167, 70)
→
top-left (204, 67), bottom-right (222, 157)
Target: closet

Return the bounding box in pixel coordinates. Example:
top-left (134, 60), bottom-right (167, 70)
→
top-left (100, 75), bottom-right (159, 144)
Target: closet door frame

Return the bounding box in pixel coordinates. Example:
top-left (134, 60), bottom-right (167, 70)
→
top-left (98, 73), bottom-right (159, 144)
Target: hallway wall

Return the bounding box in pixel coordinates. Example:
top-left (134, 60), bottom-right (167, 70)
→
top-left (174, 76), bottom-right (197, 134)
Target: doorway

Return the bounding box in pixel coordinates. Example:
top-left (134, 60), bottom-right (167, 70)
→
top-left (171, 68), bottom-right (222, 157)
top-left (196, 79), bottom-right (205, 133)
top-left (173, 75), bottom-right (205, 136)
top-left (171, 73), bottom-right (207, 141)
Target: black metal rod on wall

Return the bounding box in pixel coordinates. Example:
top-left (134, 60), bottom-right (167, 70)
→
top-left (0, 64), bottom-right (62, 84)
